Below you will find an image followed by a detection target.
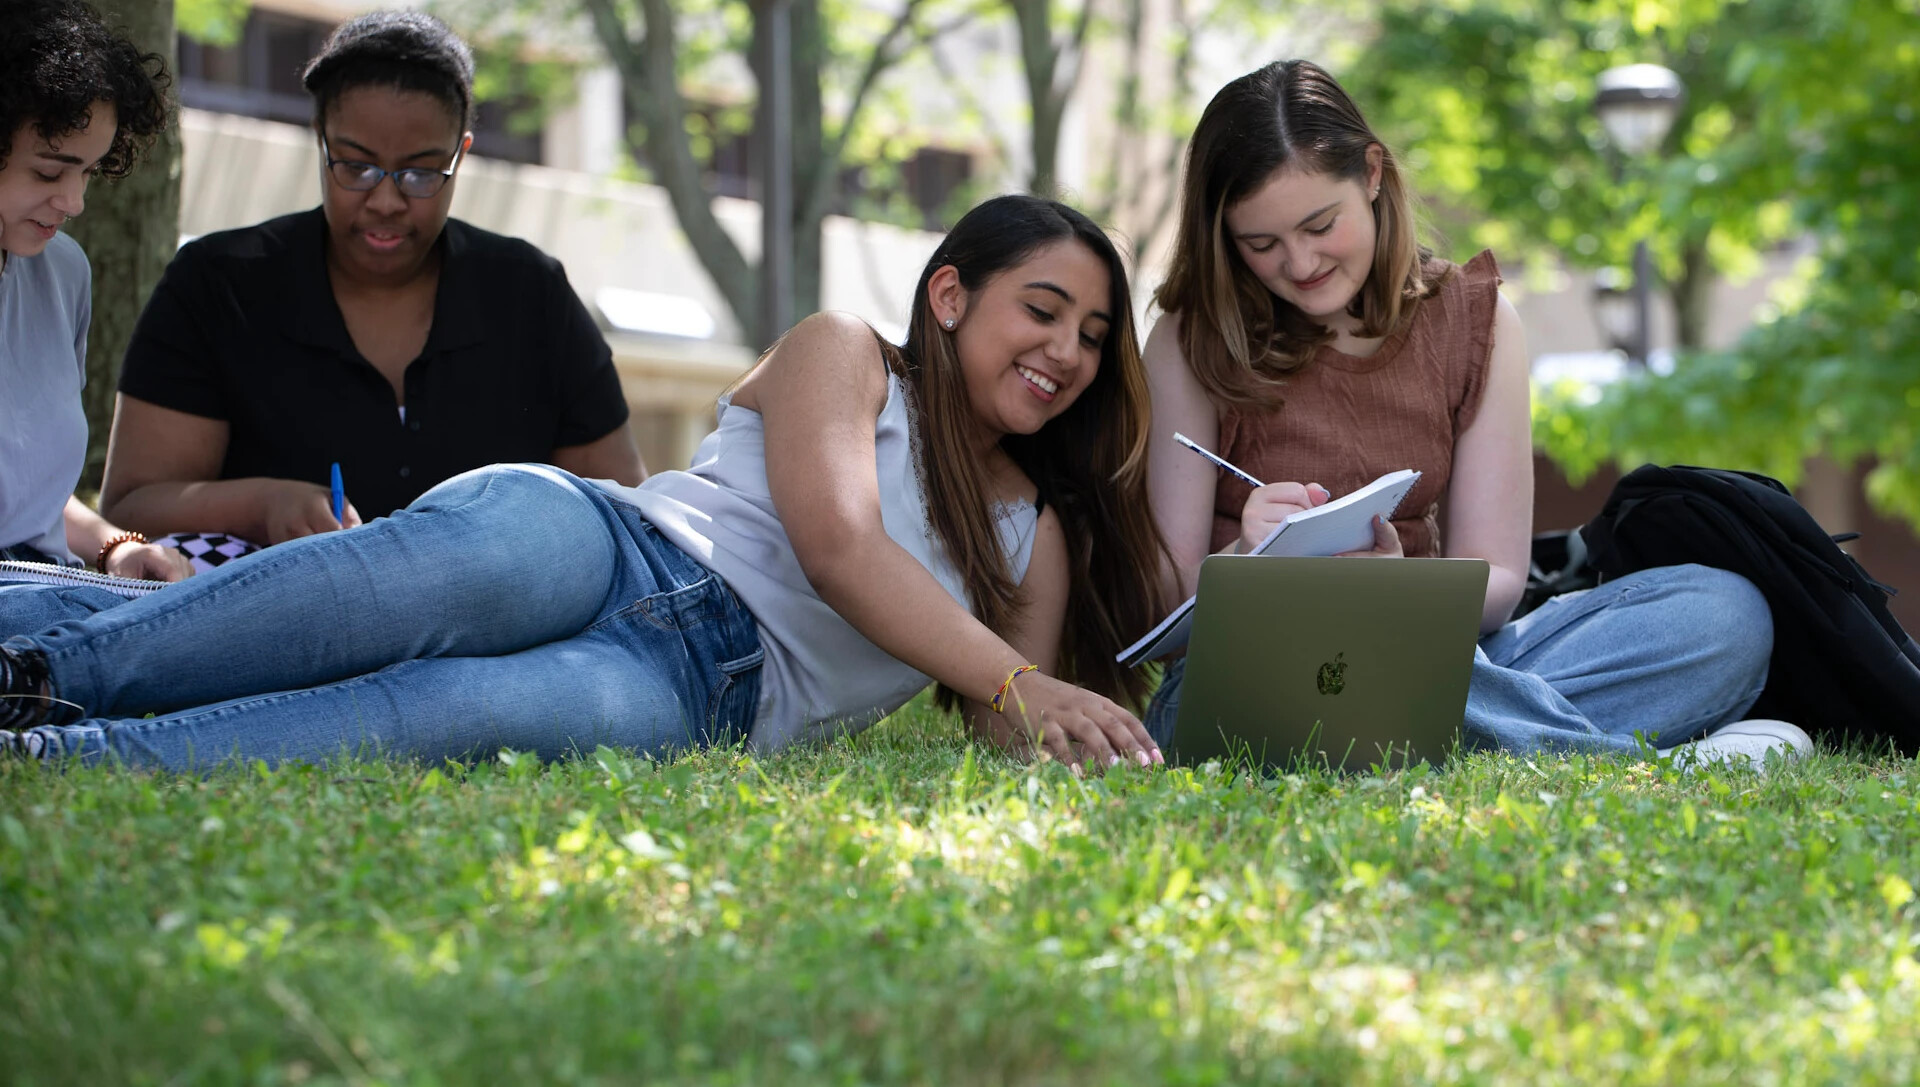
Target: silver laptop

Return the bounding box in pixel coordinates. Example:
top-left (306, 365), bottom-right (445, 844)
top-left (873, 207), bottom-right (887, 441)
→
top-left (1171, 556), bottom-right (1489, 772)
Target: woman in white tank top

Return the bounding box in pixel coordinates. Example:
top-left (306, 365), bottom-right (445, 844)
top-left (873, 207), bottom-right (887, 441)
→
top-left (2, 195), bottom-right (1172, 772)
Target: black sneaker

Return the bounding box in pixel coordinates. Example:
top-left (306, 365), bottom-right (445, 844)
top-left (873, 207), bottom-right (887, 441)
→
top-left (0, 645), bottom-right (53, 731)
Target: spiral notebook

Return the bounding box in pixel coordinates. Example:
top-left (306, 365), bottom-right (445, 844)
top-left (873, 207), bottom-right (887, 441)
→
top-left (0, 560), bottom-right (167, 599)
top-left (1117, 468), bottom-right (1421, 667)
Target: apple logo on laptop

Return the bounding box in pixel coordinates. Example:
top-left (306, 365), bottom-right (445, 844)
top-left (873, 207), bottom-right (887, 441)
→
top-left (1315, 652), bottom-right (1347, 696)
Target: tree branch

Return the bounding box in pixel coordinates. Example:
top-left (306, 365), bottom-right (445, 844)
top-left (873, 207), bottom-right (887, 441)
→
top-left (583, 0), bottom-right (757, 335)
top-left (925, 26), bottom-right (1015, 170)
top-left (1052, 0), bottom-right (1095, 113)
top-left (800, 0), bottom-right (930, 233)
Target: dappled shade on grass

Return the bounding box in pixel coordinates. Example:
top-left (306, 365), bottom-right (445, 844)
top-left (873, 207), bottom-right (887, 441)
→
top-left (4, 695), bottom-right (1919, 1084)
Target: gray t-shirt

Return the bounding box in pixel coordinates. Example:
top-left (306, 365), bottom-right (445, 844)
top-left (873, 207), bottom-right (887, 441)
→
top-left (0, 232), bottom-right (91, 564)
top-left (601, 370), bottom-right (1040, 752)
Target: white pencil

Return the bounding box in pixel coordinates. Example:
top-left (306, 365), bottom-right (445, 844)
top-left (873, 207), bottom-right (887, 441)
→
top-left (1172, 432), bottom-right (1266, 489)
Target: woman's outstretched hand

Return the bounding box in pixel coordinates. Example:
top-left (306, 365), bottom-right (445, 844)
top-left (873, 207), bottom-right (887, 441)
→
top-left (997, 670), bottom-right (1163, 772)
top-left (1238, 481), bottom-right (1329, 556)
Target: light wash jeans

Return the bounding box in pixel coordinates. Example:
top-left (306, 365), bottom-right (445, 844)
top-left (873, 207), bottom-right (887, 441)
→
top-left (1144, 563), bottom-right (1772, 756)
top-left (4, 465), bottom-right (765, 770)
top-left (0, 543), bottom-right (128, 637)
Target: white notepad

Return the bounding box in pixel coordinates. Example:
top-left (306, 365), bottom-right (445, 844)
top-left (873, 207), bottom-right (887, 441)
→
top-left (0, 559), bottom-right (167, 599)
top-left (1117, 469), bottom-right (1421, 667)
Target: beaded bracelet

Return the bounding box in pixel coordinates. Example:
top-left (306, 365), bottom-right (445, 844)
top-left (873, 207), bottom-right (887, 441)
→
top-left (95, 531), bottom-right (150, 573)
top-left (989, 664), bottom-right (1040, 715)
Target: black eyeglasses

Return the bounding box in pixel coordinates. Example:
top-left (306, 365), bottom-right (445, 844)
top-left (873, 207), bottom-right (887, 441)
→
top-left (320, 135), bottom-right (466, 199)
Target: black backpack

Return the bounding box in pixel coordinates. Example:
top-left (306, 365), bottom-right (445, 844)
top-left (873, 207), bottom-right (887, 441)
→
top-left (1566, 464), bottom-right (1920, 753)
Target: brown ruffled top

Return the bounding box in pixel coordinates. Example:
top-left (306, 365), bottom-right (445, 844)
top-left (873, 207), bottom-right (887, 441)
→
top-left (1209, 250), bottom-right (1502, 559)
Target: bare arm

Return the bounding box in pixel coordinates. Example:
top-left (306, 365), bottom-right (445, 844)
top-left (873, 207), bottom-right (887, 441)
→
top-left (1143, 315), bottom-right (1223, 602)
top-left (551, 425), bottom-right (646, 486)
top-left (100, 394), bottom-right (360, 545)
top-left (1443, 294), bottom-right (1534, 631)
top-left (1145, 315), bottom-right (1329, 603)
top-left (61, 496), bottom-right (191, 581)
top-left (959, 506), bottom-right (1078, 755)
top-left (738, 311), bottom-right (1157, 767)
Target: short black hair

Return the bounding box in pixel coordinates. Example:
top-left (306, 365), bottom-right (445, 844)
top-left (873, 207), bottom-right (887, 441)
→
top-left (0, 0), bottom-right (172, 177)
top-left (302, 11), bottom-right (475, 131)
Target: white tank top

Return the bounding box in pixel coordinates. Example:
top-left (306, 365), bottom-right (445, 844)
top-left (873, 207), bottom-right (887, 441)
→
top-left (598, 371), bottom-right (1040, 750)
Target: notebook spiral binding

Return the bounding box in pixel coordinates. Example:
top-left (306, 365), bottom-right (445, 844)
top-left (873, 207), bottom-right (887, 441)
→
top-left (0, 559), bottom-right (166, 599)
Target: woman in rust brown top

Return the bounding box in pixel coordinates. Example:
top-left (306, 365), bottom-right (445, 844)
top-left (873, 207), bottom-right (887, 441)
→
top-left (1139, 60), bottom-right (1810, 766)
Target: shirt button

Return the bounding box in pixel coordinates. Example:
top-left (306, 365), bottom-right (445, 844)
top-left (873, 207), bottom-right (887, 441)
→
top-left (398, 466), bottom-right (411, 479)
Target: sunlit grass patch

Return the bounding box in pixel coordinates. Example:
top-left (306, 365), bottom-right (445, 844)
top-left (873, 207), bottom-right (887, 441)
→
top-left (5, 696), bottom-right (1919, 1084)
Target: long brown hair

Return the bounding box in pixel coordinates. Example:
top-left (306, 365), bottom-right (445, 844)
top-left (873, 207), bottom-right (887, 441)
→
top-left (900, 195), bottom-right (1168, 707)
top-left (1156, 59), bottom-right (1436, 407)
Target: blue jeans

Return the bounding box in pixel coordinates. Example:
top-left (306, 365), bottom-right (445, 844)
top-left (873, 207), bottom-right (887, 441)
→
top-left (5, 465), bottom-right (765, 770)
top-left (0, 543), bottom-right (127, 637)
top-left (1144, 564), bottom-right (1772, 756)
top-left (0, 581), bottom-right (125, 638)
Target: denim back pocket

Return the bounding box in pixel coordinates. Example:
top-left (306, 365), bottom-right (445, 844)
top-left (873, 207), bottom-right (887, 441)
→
top-left (706, 645), bottom-right (765, 744)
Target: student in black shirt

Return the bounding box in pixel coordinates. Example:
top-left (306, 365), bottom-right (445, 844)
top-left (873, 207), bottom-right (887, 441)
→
top-left (100, 11), bottom-right (644, 551)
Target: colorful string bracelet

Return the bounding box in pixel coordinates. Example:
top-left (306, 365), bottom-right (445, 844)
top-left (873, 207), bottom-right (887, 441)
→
top-left (989, 664), bottom-right (1040, 715)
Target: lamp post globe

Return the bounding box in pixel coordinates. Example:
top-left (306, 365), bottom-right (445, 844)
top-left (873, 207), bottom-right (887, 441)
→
top-left (1595, 64), bottom-right (1686, 158)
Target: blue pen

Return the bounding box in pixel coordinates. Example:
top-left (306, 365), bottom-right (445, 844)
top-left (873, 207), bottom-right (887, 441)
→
top-left (330, 462), bottom-right (346, 524)
top-left (1172, 432), bottom-right (1266, 488)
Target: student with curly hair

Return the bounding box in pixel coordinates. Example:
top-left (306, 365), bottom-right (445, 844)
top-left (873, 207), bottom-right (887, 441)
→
top-left (0, 0), bottom-right (188, 621)
top-left (99, 11), bottom-right (644, 564)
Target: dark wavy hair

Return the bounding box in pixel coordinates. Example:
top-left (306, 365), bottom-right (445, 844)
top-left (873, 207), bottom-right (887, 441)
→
top-left (899, 194), bottom-right (1169, 708)
top-left (0, 0), bottom-right (171, 178)
top-left (302, 11), bottom-right (476, 130)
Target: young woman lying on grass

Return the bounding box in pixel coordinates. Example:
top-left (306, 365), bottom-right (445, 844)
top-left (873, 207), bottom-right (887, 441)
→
top-left (0, 194), bottom-right (1171, 771)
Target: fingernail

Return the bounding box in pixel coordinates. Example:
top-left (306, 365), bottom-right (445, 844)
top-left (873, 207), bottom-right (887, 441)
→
top-left (1107, 755), bottom-right (1121, 768)
top-left (1136, 750), bottom-right (1150, 767)
top-left (1152, 749), bottom-right (1164, 765)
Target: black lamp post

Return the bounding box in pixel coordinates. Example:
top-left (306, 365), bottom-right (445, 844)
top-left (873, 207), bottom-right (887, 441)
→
top-left (1593, 64), bottom-right (1685, 368)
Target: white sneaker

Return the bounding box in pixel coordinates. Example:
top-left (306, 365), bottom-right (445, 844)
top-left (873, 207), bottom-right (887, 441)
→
top-left (1659, 719), bottom-right (1813, 772)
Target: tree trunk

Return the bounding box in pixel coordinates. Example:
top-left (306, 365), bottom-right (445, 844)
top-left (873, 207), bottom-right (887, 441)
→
top-left (589, 0), bottom-right (758, 340)
top-left (1009, 0), bottom-right (1092, 200)
top-left (63, 0), bottom-right (179, 494)
top-left (782, 0), bottom-right (826, 321)
top-left (1671, 233), bottom-right (1714, 352)
top-left (1011, 1), bottom-right (1060, 197)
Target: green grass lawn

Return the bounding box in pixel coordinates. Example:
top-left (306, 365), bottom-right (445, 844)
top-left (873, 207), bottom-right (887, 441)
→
top-left (5, 698), bottom-right (1920, 1086)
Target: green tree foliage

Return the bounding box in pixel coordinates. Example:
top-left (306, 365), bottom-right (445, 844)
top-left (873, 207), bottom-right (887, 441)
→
top-left (445, 0), bottom-right (943, 345)
top-left (1536, 0), bottom-right (1920, 523)
top-left (1352, 0), bottom-right (1920, 526)
top-left (985, 0), bottom-right (1308, 259)
top-left (1352, 0), bottom-right (1808, 348)
top-left (175, 0), bottom-right (249, 44)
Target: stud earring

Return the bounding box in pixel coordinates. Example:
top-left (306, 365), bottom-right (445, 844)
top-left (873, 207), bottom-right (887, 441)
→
top-left (943, 318), bottom-right (956, 330)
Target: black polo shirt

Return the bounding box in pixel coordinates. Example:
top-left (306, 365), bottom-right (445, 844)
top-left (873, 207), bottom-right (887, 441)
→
top-left (118, 208), bottom-right (629, 518)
